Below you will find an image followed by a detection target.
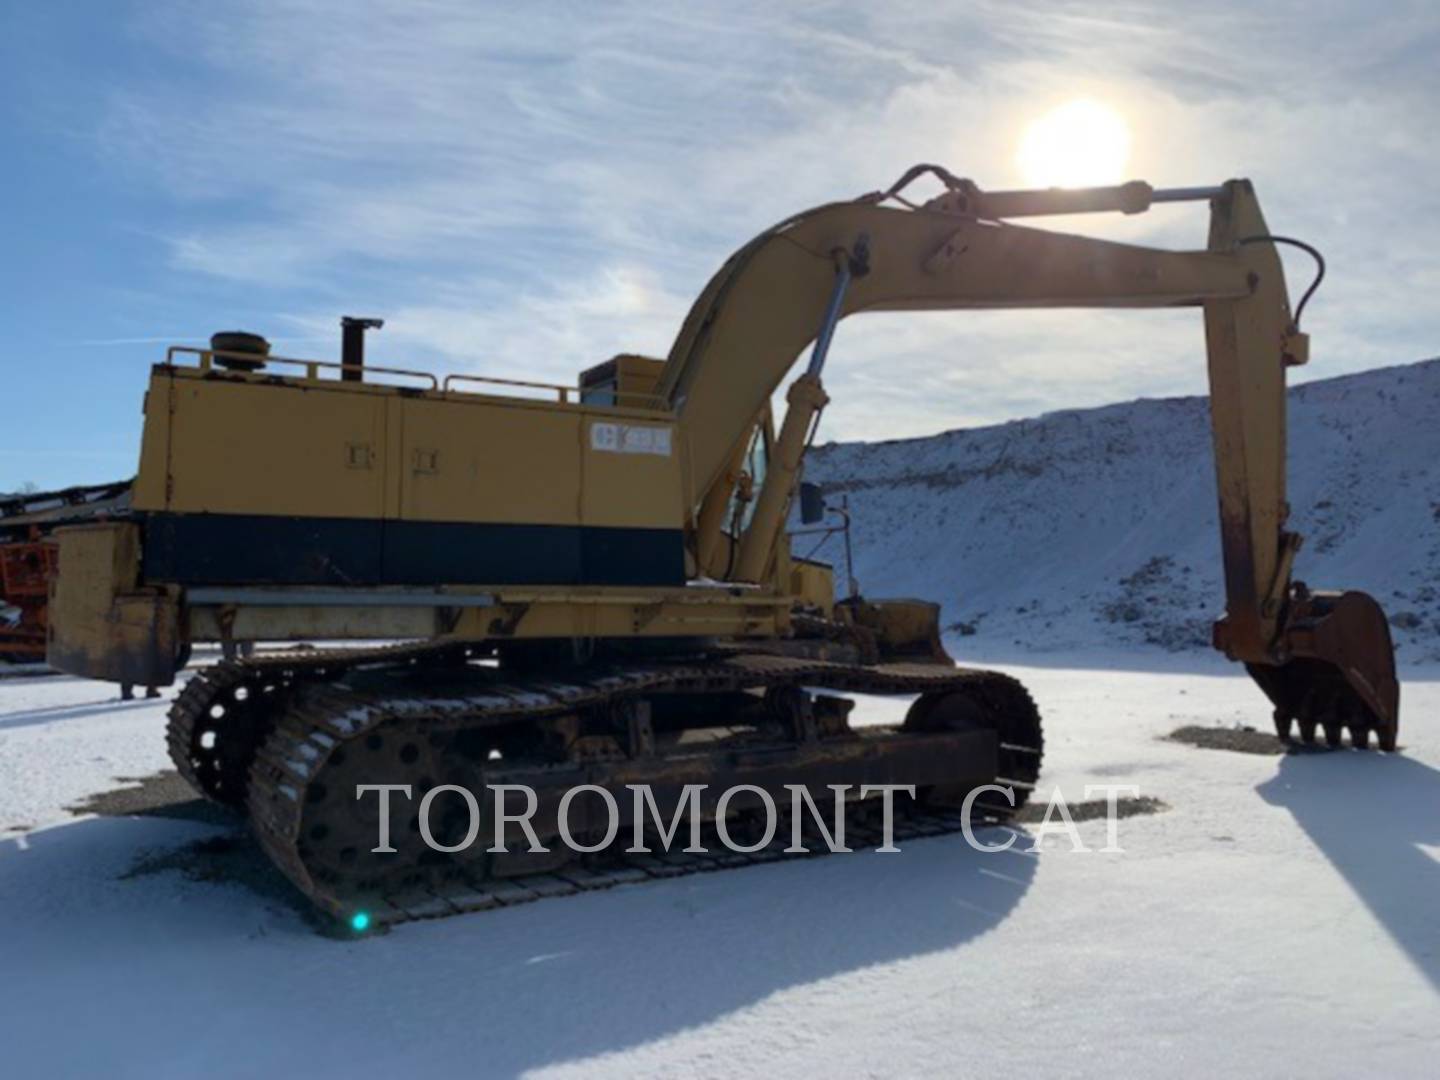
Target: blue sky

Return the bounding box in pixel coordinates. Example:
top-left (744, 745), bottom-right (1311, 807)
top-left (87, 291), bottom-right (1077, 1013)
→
top-left (4, 0), bottom-right (1438, 490)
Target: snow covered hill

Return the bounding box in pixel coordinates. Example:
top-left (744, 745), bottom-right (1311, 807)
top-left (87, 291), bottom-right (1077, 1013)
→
top-left (805, 359), bottom-right (1440, 662)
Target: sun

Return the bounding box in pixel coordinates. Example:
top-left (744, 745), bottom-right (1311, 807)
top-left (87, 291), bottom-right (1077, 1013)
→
top-left (1017, 99), bottom-right (1131, 188)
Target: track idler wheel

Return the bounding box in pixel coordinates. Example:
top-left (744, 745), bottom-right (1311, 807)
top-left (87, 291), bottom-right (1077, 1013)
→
top-left (171, 673), bottom-right (289, 805)
top-left (903, 682), bottom-right (1043, 815)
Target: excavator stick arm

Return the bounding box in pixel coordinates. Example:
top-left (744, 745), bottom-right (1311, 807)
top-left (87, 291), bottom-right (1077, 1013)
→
top-left (1202, 183), bottom-right (1399, 747)
top-left (1202, 180), bottom-right (1297, 659)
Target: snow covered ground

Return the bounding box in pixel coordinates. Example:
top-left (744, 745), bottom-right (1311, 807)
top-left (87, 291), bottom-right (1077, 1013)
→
top-left (2, 655), bottom-right (1436, 1078)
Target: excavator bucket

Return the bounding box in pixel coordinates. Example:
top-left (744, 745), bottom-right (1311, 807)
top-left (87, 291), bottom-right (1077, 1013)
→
top-left (1245, 589), bottom-right (1400, 751)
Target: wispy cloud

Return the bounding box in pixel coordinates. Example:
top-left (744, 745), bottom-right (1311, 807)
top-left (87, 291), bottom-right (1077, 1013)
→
top-left (90, 0), bottom-right (1440, 443)
top-left (68, 336), bottom-right (210, 346)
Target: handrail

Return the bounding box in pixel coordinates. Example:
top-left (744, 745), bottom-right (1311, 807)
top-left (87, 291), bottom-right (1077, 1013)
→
top-left (441, 373), bottom-right (669, 411)
top-left (162, 345), bottom-right (672, 410)
top-left (166, 346), bottom-right (440, 390)
top-left (442, 372), bottom-right (574, 401)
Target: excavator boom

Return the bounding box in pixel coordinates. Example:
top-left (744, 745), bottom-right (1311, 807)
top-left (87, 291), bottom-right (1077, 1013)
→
top-left (662, 166), bottom-right (1398, 747)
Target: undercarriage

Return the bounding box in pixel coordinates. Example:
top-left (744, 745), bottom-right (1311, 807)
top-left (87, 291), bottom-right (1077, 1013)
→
top-left (169, 642), bottom-right (1044, 927)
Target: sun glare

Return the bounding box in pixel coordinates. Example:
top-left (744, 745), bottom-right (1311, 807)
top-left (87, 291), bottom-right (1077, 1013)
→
top-left (1017, 100), bottom-right (1131, 188)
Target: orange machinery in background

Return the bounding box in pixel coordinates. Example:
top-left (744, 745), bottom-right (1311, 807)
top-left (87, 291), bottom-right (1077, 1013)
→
top-left (0, 482), bottom-right (129, 663)
top-left (0, 532), bottom-right (58, 661)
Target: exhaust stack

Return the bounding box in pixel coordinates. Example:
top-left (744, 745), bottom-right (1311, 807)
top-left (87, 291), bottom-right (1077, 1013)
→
top-left (340, 316), bottom-right (384, 382)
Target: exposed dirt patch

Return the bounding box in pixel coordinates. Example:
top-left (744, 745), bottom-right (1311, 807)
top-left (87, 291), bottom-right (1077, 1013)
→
top-left (1166, 724), bottom-right (1285, 755)
top-left (1012, 795), bottom-right (1168, 824)
top-left (66, 771), bottom-right (233, 826)
top-left (69, 770), bottom-right (330, 932)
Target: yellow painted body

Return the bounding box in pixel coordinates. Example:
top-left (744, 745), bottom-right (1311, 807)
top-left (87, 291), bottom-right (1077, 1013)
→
top-left (60, 348), bottom-right (801, 680)
top-left (136, 361), bottom-right (684, 533)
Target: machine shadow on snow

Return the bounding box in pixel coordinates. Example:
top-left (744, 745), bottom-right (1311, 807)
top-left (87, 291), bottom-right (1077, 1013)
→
top-left (1, 810), bottom-right (1039, 1074)
top-left (1257, 752), bottom-right (1440, 993)
top-left (0, 696), bottom-right (156, 732)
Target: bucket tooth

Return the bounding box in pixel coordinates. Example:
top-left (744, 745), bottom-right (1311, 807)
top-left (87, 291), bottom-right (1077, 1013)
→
top-left (1243, 588), bottom-right (1399, 753)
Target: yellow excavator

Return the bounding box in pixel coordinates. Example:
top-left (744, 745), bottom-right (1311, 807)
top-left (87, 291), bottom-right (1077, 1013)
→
top-left (48, 165), bottom-right (1399, 925)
